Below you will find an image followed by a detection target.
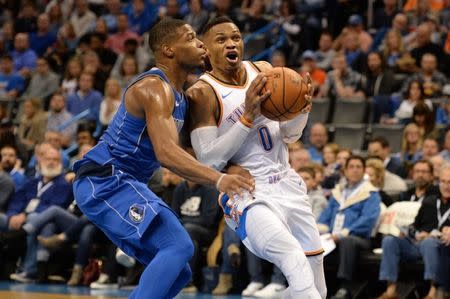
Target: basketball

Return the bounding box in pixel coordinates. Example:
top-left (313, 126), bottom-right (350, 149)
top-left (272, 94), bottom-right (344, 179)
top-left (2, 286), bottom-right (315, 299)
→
top-left (261, 67), bottom-right (309, 122)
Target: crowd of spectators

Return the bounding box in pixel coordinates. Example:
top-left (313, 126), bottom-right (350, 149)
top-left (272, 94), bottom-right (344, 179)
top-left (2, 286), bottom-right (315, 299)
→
top-left (0, 0), bottom-right (449, 298)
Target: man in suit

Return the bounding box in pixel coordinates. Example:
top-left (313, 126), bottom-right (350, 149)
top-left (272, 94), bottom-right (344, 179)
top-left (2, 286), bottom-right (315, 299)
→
top-left (368, 136), bottom-right (406, 178)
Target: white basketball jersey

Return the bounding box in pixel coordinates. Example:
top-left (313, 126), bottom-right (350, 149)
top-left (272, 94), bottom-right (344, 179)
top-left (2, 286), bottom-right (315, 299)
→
top-left (199, 61), bottom-right (290, 178)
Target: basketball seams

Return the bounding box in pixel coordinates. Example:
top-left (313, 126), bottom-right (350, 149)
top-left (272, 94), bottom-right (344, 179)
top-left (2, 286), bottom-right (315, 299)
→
top-left (265, 76), bottom-right (285, 117)
top-left (260, 67), bottom-right (307, 121)
top-left (287, 81), bottom-right (307, 113)
top-left (282, 67), bottom-right (287, 112)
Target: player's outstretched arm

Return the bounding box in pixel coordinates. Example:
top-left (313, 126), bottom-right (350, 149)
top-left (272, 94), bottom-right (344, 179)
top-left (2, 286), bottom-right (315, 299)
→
top-left (188, 74), bottom-right (270, 170)
top-left (129, 79), bottom-right (254, 195)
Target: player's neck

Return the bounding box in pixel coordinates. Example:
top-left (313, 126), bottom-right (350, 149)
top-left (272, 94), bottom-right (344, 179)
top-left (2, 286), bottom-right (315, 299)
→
top-left (155, 62), bottom-right (187, 91)
top-left (211, 65), bottom-right (246, 85)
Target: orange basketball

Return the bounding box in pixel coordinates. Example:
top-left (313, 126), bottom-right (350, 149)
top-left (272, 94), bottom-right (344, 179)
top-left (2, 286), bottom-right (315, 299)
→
top-left (261, 67), bottom-right (309, 122)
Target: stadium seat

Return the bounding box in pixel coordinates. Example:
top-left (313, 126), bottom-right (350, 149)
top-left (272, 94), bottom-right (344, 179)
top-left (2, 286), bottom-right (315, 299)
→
top-left (331, 123), bottom-right (367, 150)
top-left (310, 97), bottom-right (330, 124)
top-left (370, 124), bottom-right (404, 153)
top-left (332, 98), bottom-right (367, 124)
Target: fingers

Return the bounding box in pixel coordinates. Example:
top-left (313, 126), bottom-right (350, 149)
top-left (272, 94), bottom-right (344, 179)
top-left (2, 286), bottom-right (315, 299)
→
top-left (258, 90), bottom-right (271, 103)
top-left (253, 75), bottom-right (268, 94)
top-left (221, 175), bottom-right (255, 197)
top-left (249, 73), bottom-right (268, 94)
top-left (236, 175), bottom-right (255, 191)
top-left (305, 72), bottom-right (313, 85)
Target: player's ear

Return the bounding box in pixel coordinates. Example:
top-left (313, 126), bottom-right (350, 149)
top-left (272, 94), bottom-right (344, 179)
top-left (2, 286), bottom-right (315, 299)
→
top-left (162, 44), bottom-right (175, 58)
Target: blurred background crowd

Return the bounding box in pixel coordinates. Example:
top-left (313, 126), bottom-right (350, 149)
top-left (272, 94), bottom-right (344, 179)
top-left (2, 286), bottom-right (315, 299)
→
top-left (0, 0), bottom-right (449, 298)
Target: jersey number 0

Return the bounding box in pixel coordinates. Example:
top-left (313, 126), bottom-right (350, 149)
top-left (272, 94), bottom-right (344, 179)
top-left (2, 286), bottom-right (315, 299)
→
top-left (258, 126), bottom-right (273, 151)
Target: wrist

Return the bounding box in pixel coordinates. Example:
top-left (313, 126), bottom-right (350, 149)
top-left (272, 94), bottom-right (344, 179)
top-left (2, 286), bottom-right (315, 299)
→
top-left (240, 114), bottom-right (254, 128)
top-left (215, 173), bottom-right (226, 191)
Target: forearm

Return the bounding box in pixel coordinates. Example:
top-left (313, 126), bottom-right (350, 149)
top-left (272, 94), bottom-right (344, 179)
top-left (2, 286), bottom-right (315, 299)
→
top-left (279, 113), bottom-right (309, 143)
top-left (191, 122), bottom-right (251, 170)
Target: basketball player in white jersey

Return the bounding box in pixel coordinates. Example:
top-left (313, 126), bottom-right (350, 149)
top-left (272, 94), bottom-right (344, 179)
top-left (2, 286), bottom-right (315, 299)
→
top-left (187, 17), bottom-right (326, 298)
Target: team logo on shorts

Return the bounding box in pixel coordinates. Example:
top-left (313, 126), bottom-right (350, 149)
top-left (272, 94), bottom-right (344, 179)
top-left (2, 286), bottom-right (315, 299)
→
top-left (129, 204), bottom-right (145, 223)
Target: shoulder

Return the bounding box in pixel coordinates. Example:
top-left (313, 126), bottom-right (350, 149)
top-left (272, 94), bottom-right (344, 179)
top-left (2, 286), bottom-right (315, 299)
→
top-left (127, 76), bottom-right (172, 101)
top-left (186, 79), bottom-right (216, 103)
top-left (421, 194), bottom-right (438, 207)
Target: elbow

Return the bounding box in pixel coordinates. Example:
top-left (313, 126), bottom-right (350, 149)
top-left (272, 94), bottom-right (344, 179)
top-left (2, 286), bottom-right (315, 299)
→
top-left (282, 134), bottom-right (301, 144)
top-left (192, 146), bottom-right (225, 171)
top-left (155, 148), bottom-right (174, 168)
top-left (197, 153), bottom-right (225, 171)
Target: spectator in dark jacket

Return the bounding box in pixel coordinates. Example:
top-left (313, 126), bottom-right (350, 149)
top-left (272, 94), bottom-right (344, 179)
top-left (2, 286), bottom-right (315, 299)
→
top-left (368, 137), bottom-right (407, 178)
top-left (378, 164), bottom-right (450, 299)
top-left (1, 146), bottom-right (73, 283)
top-left (0, 171), bottom-right (14, 216)
top-left (4, 148), bottom-right (72, 228)
top-left (171, 178), bottom-right (221, 293)
top-left (399, 160), bottom-right (439, 203)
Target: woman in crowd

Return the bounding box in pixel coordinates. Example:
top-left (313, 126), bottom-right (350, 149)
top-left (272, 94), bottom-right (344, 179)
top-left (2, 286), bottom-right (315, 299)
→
top-left (61, 57), bottom-right (82, 96)
top-left (396, 123), bottom-right (423, 171)
top-left (393, 80), bottom-right (432, 124)
top-left (99, 78), bottom-right (122, 126)
top-left (112, 55), bottom-right (138, 89)
top-left (381, 29), bottom-right (406, 71)
top-left (365, 158), bottom-right (393, 206)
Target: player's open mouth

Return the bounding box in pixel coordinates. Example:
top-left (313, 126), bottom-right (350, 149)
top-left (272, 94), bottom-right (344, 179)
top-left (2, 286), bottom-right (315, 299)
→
top-left (225, 52), bottom-right (239, 63)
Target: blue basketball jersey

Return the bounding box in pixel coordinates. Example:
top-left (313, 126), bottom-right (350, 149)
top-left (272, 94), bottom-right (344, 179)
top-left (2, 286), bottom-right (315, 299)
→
top-left (73, 68), bottom-right (188, 183)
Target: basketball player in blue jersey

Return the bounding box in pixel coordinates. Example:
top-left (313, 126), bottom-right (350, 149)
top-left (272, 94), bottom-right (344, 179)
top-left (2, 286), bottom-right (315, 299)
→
top-left (187, 17), bottom-right (327, 298)
top-left (72, 18), bottom-right (255, 298)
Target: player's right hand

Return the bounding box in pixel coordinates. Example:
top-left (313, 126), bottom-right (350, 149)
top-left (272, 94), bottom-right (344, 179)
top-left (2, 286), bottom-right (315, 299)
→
top-left (300, 72), bottom-right (314, 114)
top-left (243, 73), bottom-right (271, 122)
top-left (217, 174), bottom-right (255, 196)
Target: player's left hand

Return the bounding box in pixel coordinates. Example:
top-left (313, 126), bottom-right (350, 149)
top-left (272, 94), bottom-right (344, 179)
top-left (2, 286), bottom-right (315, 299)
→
top-left (300, 73), bottom-right (314, 114)
top-left (218, 174), bottom-right (255, 196)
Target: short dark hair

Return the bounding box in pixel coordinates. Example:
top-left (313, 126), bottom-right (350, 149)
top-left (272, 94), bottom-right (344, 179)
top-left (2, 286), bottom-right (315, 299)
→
top-left (345, 155), bottom-right (366, 169)
top-left (0, 144), bottom-right (17, 153)
top-left (369, 136), bottom-right (390, 148)
top-left (298, 166), bottom-right (315, 178)
top-left (201, 16), bottom-right (234, 35)
top-left (0, 54), bottom-right (13, 61)
top-left (124, 38), bottom-right (138, 47)
top-left (414, 159), bottom-right (433, 173)
top-left (90, 32), bottom-right (107, 43)
top-left (148, 18), bottom-right (187, 53)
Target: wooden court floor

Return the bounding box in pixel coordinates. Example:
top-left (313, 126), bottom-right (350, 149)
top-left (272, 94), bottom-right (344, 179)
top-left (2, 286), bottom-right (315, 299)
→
top-left (0, 282), bottom-right (242, 298)
top-left (0, 291), bottom-right (125, 299)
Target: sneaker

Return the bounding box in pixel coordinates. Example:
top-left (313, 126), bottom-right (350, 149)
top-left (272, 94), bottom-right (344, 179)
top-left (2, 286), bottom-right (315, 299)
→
top-left (331, 288), bottom-right (352, 299)
top-left (253, 283), bottom-right (287, 298)
top-left (10, 272), bottom-right (36, 283)
top-left (182, 284), bottom-right (198, 293)
top-left (115, 248), bottom-right (135, 268)
top-left (90, 273), bottom-right (118, 289)
top-left (242, 281), bottom-right (264, 296)
top-left (37, 235), bottom-right (65, 250)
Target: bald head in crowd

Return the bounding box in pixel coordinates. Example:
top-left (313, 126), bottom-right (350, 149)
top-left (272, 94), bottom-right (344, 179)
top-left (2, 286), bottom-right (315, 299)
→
top-left (309, 123), bottom-right (328, 151)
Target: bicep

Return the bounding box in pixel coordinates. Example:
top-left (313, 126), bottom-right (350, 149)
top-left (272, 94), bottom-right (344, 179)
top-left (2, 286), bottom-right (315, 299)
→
top-left (187, 85), bottom-right (219, 131)
top-left (131, 82), bottom-right (180, 153)
top-left (145, 99), bottom-right (179, 152)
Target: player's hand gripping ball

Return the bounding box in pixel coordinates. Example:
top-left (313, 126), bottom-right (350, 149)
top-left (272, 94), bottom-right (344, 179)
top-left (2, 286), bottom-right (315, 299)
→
top-left (261, 67), bottom-right (313, 121)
